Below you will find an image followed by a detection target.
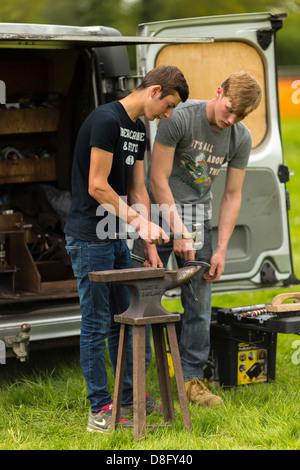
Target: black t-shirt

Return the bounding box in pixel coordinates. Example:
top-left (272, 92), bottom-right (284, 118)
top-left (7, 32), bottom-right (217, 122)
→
top-left (64, 100), bottom-right (146, 241)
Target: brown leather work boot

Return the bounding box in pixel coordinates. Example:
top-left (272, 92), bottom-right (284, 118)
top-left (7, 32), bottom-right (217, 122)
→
top-left (185, 378), bottom-right (223, 407)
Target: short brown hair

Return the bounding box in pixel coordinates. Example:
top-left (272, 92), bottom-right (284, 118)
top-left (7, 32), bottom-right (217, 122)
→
top-left (221, 71), bottom-right (262, 119)
top-left (137, 65), bottom-right (189, 102)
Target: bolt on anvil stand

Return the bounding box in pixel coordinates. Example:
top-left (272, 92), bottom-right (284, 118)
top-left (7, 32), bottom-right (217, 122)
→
top-left (88, 264), bottom-right (203, 440)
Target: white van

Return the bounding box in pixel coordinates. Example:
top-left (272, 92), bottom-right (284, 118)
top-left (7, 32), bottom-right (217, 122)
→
top-left (0, 12), bottom-right (297, 363)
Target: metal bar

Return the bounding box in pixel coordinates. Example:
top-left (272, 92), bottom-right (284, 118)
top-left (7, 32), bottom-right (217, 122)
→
top-left (0, 33), bottom-right (214, 45)
top-left (131, 253), bottom-right (145, 264)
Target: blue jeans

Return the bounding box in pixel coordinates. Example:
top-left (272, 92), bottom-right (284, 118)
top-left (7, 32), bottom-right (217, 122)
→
top-left (133, 220), bottom-right (212, 381)
top-left (65, 237), bottom-right (133, 413)
top-left (157, 220), bottom-right (212, 381)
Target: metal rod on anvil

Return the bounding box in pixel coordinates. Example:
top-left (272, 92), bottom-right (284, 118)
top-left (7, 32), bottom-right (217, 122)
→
top-left (131, 253), bottom-right (146, 264)
top-left (130, 253), bottom-right (209, 302)
top-left (131, 254), bottom-right (209, 270)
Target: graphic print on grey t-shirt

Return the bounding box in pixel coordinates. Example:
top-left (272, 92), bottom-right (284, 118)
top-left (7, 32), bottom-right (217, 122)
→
top-left (180, 138), bottom-right (226, 189)
top-left (154, 100), bottom-right (252, 216)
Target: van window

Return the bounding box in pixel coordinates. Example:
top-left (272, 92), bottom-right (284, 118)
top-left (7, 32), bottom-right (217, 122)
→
top-left (155, 42), bottom-right (265, 149)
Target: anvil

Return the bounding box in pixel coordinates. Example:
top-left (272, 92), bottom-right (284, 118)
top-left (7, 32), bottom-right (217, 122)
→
top-left (88, 262), bottom-right (208, 325)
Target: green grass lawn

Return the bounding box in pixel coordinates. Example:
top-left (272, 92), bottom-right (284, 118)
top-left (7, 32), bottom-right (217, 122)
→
top-left (282, 118), bottom-right (300, 271)
top-left (0, 119), bottom-right (299, 451)
top-left (0, 333), bottom-right (299, 450)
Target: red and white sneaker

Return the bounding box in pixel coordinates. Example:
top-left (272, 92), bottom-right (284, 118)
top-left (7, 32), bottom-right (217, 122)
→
top-left (87, 402), bottom-right (133, 433)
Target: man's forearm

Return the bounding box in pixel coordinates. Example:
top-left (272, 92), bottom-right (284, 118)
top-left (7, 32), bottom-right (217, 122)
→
top-left (91, 182), bottom-right (141, 226)
top-left (216, 191), bottom-right (242, 255)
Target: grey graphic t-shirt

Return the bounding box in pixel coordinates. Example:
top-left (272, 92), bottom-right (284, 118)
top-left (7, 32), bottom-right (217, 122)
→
top-left (146, 100), bottom-right (252, 222)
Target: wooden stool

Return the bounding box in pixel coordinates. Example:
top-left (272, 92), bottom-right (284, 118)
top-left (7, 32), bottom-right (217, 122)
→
top-left (89, 267), bottom-right (196, 440)
top-left (111, 315), bottom-right (192, 439)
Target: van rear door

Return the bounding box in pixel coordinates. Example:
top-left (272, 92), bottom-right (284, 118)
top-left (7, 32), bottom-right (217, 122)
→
top-left (137, 12), bottom-right (295, 293)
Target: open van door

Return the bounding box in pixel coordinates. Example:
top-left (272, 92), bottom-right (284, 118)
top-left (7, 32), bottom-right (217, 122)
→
top-left (0, 22), bottom-right (212, 361)
top-left (137, 12), bottom-right (297, 293)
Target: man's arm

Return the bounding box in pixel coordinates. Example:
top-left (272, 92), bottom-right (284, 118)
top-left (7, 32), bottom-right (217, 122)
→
top-left (88, 146), bottom-right (167, 244)
top-left (127, 159), bottom-right (165, 266)
top-left (203, 165), bottom-right (246, 282)
top-left (150, 140), bottom-right (195, 261)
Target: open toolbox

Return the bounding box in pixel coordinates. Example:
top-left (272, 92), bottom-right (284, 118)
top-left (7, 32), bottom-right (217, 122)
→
top-left (210, 293), bottom-right (300, 387)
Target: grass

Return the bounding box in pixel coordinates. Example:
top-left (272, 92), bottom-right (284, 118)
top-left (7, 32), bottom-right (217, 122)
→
top-left (282, 118), bottom-right (300, 268)
top-left (0, 118), bottom-right (300, 451)
top-left (0, 333), bottom-right (299, 450)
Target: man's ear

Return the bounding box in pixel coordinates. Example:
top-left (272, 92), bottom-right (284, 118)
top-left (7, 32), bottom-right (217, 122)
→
top-left (150, 85), bottom-right (162, 98)
top-left (216, 86), bottom-right (223, 99)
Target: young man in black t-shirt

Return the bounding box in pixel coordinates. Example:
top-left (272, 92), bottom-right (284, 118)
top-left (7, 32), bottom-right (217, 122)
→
top-left (64, 65), bottom-right (189, 433)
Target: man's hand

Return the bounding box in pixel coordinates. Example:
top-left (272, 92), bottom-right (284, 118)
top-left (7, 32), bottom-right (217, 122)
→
top-left (173, 238), bottom-right (195, 261)
top-left (143, 242), bottom-right (164, 268)
top-left (203, 251), bottom-right (225, 282)
top-left (131, 216), bottom-right (170, 245)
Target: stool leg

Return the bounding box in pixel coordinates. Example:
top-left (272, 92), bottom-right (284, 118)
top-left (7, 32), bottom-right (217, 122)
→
top-left (166, 323), bottom-right (193, 432)
top-left (152, 323), bottom-right (175, 422)
top-left (133, 325), bottom-right (146, 440)
top-left (111, 323), bottom-right (128, 433)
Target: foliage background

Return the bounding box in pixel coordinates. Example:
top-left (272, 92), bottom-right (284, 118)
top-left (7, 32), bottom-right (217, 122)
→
top-left (0, 0), bottom-right (299, 68)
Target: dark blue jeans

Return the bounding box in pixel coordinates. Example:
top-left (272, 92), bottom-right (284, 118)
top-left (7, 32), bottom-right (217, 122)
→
top-left (134, 220), bottom-right (213, 381)
top-left (158, 220), bottom-right (212, 381)
top-left (66, 237), bottom-right (133, 413)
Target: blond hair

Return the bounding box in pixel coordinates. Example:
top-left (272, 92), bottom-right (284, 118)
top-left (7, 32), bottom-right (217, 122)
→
top-left (221, 71), bottom-right (262, 119)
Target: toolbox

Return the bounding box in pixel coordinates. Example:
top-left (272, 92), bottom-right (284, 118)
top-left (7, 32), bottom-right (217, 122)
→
top-left (210, 294), bottom-right (300, 388)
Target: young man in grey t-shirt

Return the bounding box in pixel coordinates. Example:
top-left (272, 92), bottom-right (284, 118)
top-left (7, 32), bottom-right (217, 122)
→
top-left (146, 71), bottom-right (262, 406)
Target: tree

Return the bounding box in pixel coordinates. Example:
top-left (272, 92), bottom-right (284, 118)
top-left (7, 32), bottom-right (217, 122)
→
top-left (0, 0), bottom-right (298, 66)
